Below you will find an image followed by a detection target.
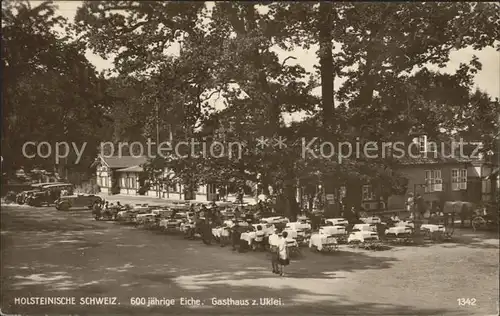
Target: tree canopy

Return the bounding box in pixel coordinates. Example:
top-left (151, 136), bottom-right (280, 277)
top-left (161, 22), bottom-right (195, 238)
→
top-left (3, 1), bottom-right (498, 216)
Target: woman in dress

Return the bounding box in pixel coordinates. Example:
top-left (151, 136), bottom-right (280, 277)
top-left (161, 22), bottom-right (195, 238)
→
top-left (277, 231), bottom-right (290, 276)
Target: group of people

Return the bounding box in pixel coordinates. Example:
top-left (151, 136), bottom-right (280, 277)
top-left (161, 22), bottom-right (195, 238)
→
top-left (92, 200), bottom-right (124, 220)
top-left (269, 229), bottom-right (291, 276)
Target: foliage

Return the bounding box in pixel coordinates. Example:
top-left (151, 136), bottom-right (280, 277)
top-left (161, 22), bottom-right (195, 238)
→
top-left (2, 0), bottom-right (109, 172)
top-left (7, 1), bottom-right (497, 215)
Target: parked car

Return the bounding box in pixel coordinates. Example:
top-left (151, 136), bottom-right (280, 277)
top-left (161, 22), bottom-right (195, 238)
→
top-left (26, 191), bottom-right (52, 207)
top-left (16, 189), bottom-right (40, 204)
top-left (55, 194), bottom-right (102, 211)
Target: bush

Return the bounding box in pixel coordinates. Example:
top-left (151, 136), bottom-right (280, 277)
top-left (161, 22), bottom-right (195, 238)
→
top-left (75, 183), bottom-right (100, 194)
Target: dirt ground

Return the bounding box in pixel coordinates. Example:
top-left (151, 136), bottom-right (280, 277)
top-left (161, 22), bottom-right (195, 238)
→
top-left (1, 204), bottom-right (498, 315)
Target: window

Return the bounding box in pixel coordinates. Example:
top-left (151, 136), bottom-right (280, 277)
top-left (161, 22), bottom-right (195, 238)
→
top-left (100, 176), bottom-right (108, 188)
top-left (120, 177), bottom-right (126, 188)
top-left (482, 179), bottom-right (491, 194)
top-left (362, 185), bottom-right (375, 201)
top-left (425, 170), bottom-right (442, 192)
top-left (128, 177), bottom-right (136, 189)
top-left (451, 169), bottom-right (467, 191)
top-left (418, 136), bottom-right (427, 153)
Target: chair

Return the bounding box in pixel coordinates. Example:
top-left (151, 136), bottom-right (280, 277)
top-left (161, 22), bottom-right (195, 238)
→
top-left (443, 225), bottom-right (454, 241)
top-left (286, 239), bottom-right (301, 257)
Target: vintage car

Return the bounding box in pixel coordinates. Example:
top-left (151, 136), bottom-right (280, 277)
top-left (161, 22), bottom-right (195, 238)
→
top-left (55, 194), bottom-right (102, 211)
top-left (14, 182), bottom-right (59, 204)
top-left (159, 212), bottom-right (189, 232)
top-left (25, 183), bottom-right (73, 207)
top-left (16, 189), bottom-right (40, 205)
top-left (26, 190), bottom-right (52, 207)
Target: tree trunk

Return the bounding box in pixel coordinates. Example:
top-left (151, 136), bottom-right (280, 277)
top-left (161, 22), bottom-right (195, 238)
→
top-left (318, 3), bottom-right (338, 217)
top-left (318, 2), bottom-right (335, 130)
top-left (284, 182), bottom-right (299, 221)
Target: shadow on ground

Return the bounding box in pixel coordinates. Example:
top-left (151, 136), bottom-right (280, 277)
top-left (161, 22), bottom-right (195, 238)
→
top-left (440, 228), bottom-right (499, 250)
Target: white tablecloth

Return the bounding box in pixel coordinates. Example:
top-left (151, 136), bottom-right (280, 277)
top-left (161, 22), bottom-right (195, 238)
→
top-left (320, 226), bottom-right (346, 236)
top-left (395, 221), bottom-right (414, 228)
top-left (240, 232), bottom-right (256, 245)
top-left (212, 227), bottom-right (230, 238)
top-left (360, 217), bottom-right (381, 224)
top-left (352, 224), bottom-right (377, 232)
top-left (421, 224), bottom-right (445, 232)
top-left (286, 222), bottom-right (311, 231)
top-left (309, 234), bottom-right (338, 251)
top-left (212, 228), bottom-right (223, 238)
top-left (348, 231), bottom-right (379, 243)
top-left (285, 238), bottom-right (298, 248)
top-left (282, 229), bottom-right (298, 239)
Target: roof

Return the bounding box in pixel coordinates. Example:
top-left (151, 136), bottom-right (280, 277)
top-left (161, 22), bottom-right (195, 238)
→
top-left (116, 165), bottom-right (144, 173)
top-left (96, 155), bottom-right (147, 169)
top-left (397, 153), bottom-right (472, 166)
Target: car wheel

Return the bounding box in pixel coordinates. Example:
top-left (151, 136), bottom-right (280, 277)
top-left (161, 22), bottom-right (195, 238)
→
top-left (59, 202), bottom-right (70, 211)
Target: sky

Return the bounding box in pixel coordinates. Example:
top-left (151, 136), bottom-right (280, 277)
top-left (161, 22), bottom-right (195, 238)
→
top-left (39, 1), bottom-right (500, 123)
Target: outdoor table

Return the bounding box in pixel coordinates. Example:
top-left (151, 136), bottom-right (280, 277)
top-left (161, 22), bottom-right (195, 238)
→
top-left (421, 224), bottom-right (445, 232)
top-left (309, 233), bottom-right (338, 251)
top-left (386, 226), bottom-right (412, 236)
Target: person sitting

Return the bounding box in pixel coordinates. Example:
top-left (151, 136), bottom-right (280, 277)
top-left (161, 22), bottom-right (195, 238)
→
top-left (390, 214), bottom-right (400, 223)
top-left (220, 223), bottom-right (230, 247)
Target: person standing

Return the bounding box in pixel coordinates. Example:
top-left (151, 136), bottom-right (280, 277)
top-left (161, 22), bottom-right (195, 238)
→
top-left (268, 229), bottom-right (280, 274)
top-left (231, 221), bottom-right (241, 251)
top-left (277, 231), bottom-right (290, 276)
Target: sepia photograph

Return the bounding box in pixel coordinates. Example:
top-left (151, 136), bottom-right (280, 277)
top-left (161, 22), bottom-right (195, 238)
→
top-left (1, 1), bottom-right (499, 315)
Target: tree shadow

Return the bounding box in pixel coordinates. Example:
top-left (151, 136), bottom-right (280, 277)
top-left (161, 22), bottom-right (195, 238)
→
top-left (439, 229), bottom-right (499, 250)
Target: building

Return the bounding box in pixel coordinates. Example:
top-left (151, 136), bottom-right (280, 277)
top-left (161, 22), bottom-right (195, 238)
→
top-left (92, 155), bottom-right (254, 202)
top-left (92, 155), bottom-right (147, 195)
top-left (360, 135), bottom-right (499, 213)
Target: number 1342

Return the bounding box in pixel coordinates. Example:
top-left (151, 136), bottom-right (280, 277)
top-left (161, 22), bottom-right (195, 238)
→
top-left (457, 298), bottom-right (476, 306)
